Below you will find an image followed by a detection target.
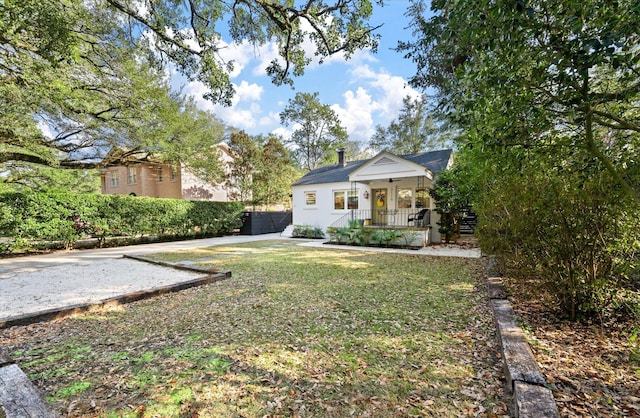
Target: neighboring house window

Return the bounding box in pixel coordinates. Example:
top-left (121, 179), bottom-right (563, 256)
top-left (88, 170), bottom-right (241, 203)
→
top-left (127, 167), bottom-right (137, 184)
top-left (110, 172), bottom-right (119, 187)
top-left (334, 191), bottom-right (345, 210)
top-left (416, 188), bottom-right (429, 208)
top-left (398, 188), bottom-right (412, 209)
top-left (157, 166), bottom-right (163, 183)
top-left (170, 166), bottom-right (177, 182)
top-left (305, 192), bottom-right (316, 206)
top-left (347, 190), bottom-right (359, 209)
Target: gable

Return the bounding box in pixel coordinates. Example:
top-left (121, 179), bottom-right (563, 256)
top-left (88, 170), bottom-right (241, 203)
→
top-left (348, 152), bottom-right (433, 182)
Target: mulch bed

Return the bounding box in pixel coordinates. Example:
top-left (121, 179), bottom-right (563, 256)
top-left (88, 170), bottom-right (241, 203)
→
top-left (504, 278), bottom-right (640, 417)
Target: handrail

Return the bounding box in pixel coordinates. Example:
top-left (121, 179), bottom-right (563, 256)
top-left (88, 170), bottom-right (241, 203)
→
top-left (329, 209), bottom-right (430, 229)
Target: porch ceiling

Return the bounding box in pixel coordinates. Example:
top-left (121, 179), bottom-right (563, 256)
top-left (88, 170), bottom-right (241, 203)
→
top-left (350, 172), bottom-right (433, 183)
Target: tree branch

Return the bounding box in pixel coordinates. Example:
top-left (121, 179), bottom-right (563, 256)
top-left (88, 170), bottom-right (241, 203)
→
top-left (105, 0), bottom-right (202, 56)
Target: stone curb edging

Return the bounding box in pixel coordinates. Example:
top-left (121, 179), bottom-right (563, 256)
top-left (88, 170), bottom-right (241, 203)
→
top-left (0, 350), bottom-right (58, 417)
top-left (487, 276), bottom-right (560, 418)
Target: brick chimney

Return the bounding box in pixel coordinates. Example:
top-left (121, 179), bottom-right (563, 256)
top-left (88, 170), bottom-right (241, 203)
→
top-left (337, 148), bottom-right (346, 167)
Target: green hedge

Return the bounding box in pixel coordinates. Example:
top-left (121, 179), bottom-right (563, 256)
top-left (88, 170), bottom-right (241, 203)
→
top-left (0, 191), bottom-right (244, 253)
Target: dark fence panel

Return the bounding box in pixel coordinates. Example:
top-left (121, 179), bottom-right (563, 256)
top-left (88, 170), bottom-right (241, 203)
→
top-left (240, 211), bottom-right (292, 235)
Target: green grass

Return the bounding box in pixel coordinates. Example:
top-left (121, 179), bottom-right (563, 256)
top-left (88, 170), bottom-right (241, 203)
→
top-left (2, 240), bottom-right (506, 417)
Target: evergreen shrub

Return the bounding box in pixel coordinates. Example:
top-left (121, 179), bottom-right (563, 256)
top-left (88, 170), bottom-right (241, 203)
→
top-left (0, 191), bottom-right (243, 253)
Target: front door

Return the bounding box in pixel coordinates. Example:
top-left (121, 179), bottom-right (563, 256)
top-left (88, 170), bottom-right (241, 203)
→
top-left (372, 188), bottom-right (387, 225)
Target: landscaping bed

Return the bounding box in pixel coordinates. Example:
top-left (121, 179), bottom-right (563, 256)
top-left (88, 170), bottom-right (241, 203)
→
top-left (505, 278), bottom-right (640, 417)
top-left (0, 240), bottom-right (507, 417)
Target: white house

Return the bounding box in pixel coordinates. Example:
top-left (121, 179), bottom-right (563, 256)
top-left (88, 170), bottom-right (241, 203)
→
top-left (290, 148), bottom-right (454, 244)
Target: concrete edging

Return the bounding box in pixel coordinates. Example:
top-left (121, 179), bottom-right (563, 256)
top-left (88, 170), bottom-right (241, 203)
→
top-left (487, 276), bottom-right (560, 418)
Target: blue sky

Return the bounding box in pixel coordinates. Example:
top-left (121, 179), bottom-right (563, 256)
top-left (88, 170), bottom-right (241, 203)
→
top-left (173, 1), bottom-right (426, 147)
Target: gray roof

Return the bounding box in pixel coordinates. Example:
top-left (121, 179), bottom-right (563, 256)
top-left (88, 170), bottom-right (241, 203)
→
top-left (292, 149), bottom-right (453, 186)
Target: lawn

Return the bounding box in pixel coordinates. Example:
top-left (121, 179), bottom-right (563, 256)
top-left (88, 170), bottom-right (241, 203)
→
top-left (0, 240), bottom-right (507, 417)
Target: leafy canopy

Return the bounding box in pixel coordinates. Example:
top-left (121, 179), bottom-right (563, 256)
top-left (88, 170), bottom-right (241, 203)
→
top-left (280, 92), bottom-right (351, 171)
top-left (400, 0), bottom-right (640, 200)
top-left (400, 0), bottom-right (640, 320)
top-left (369, 94), bottom-right (452, 154)
top-left (1, 0), bottom-right (382, 186)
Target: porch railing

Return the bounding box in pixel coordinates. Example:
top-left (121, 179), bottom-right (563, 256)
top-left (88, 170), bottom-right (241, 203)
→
top-left (329, 209), bottom-right (431, 229)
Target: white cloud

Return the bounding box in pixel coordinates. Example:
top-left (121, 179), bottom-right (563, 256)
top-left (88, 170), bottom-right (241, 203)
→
top-left (351, 64), bottom-right (420, 116)
top-left (180, 76), bottom-right (266, 131)
top-left (234, 80), bottom-right (263, 101)
top-left (217, 39), bottom-right (262, 78)
top-left (332, 87), bottom-right (377, 143)
top-left (219, 107), bottom-right (257, 129)
top-left (212, 81), bottom-right (264, 129)
top-left (250, 42), bottom-right (282, 77)
top-left (328, 65), bottom-right (421, 144)
top-left (270, 126), bottom-right (293, 142)
top-left (259, 111), bottom-right (280, 127)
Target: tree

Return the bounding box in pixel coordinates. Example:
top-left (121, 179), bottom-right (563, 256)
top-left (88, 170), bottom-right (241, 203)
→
top-left (253, 134), bottom-right (299, 208)
top-left (225, 131), bottom-right (261, 203)
top-left (1, 0), bottom-right (382, 179)
top-left (400, 0), bottom-right (640, 200)
top-left (1, 14), bottom-right (224, 173)
top-left (471, 145), bottom-right (638, 321)
top-left (0, 165), bottom-right (101, 194)
top-left (104, 0), bottom-right (383, 104)
top-left (280, 92), bottom-right (349, 170)
top-left (429, 164), bottom-right (475, 244)
top-left (225, 133), bottom-right (299, 208)
top-left (369, 94), bottom-right (450, 154)
top-left (400, 0), bottom-right (640, 320)
top-left (147, 99), bottom-right (227, 187)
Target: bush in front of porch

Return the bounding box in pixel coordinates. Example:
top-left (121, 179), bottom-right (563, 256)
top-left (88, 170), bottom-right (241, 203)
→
top-left (326, 220), bottom-right (423, 249)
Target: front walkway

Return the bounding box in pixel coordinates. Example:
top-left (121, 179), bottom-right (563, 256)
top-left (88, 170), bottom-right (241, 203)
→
top-left (299, 240), bottom-right (481, 258)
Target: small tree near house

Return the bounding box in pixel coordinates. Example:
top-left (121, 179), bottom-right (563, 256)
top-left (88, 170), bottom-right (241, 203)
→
top-left (429, 167), bottom-right (470, 243)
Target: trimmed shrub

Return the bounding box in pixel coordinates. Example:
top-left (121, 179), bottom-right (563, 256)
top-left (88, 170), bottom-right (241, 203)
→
top-left (0, 191), bottom-right (243, 253)
top-left (292, 225), bottom-right (324, 239)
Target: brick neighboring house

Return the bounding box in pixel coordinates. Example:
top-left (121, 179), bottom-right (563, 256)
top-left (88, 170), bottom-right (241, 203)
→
top-left (100, 142), bottom-right (239, 201)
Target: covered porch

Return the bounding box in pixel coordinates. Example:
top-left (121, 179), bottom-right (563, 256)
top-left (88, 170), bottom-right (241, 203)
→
top-left (327, 207), bottom-right (432, 248)
top-left (333, 166), bottom-right (441, 243)
top-left (329, 208), bottom-right (431, 229)
top-left (328, 172), bottom-right (439, 247)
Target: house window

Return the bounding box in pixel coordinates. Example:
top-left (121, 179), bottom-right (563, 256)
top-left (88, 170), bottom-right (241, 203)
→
top-left (305, 192), bottom-right (316, 205)
top-left (157, 166), bottom-right (163, 183)
top-left (127, 167), bottom-right (137, 184)
top-left (170, 165), bottom-right (177, 182)
top-left (110, 172), bottom-right (119, 187)
top-left (347, 190), bottom-right (358, 209)
top-left (416, 188), bottom-right (429, 208)
top-left (332, 190), bottom-right (358, 210)
top-left (334, 191), bottom-right (345, 210)
top-left (397, 188), bottom-right (412, 209)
